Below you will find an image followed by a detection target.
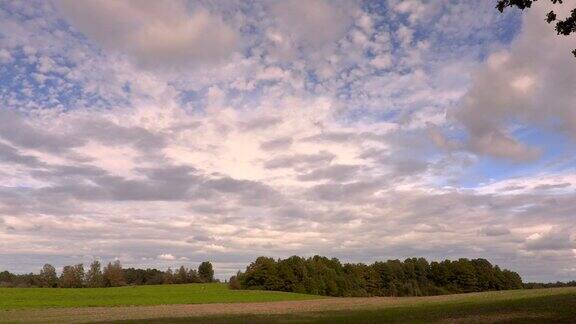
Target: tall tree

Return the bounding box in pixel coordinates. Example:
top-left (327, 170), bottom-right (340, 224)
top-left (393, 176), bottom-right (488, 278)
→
top-left (497, 0), bottom-right (576, 57)
top-left (233, 255), bottom-right (525, 297)
top-left (86, 261), bottom-right (104, 288)
top-left (163, 268), bottom-right (175, 284)
top-left (198, 261), bottom-right (215, 283)
top-left (176, 266), bottom-right (188, 284)
top-left (39, 264), bottom-right (58, 288)
top-left (59, 264), bottom-right (84, 288)
top-left (187, 269), bottom-right (200, 283)
top-left (103, 260), bottom-right (125, 287)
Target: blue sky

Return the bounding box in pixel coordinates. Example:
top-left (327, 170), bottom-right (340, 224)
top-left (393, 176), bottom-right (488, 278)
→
top-left (0, 0), bottom-right (575, 282)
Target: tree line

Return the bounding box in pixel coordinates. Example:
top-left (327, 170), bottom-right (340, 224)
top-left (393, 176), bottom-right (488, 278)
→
top-left (0, 260), bottom-right (216, 288)
top-left (524, 281), bottom-right (576, 289)
top-left (229, 256), bottom-right (524, 297)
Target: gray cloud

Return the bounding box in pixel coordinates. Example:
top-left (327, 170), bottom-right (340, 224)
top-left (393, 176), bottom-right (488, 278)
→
top-left (307, 181), bottom-right (382, 202)
top-left (480, 226), bottom-right (511, 237)
top-left (240, 116), bottom-right (282, 131)
top-left (303, 131), bottom-right (356, 143)
top-left (297, 164), bottom-right (360, 182)
top-left (75, 118), bottom-right (166, 152)
top-left (524, 231), bottom-right (575, 251)
top-left (360, 147), bottom-right (429, 178)
top-left (260, 137), bottom-right (293, 151)
top-left (1, 1), bottom-right (575, 284)
top-left (57, 0), bottom-right (239, 70)
top-left (534, 183), bottom-right (571, 191)
top-left (271, 0), bottom-right (354, 48)
top-left (452, 2), bottom-right (576, 161)
top-left (0, 142), bottom-right (44, 167)
top-left (0, 110), bottom-right (83, 153)
top-left (202, 177), bottom-right (283, 207)
top-left (264, 151), bottom-right (335, 169)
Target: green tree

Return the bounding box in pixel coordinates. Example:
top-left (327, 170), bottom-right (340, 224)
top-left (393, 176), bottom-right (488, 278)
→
top-left (86, 261), bottom-right (104, 288)
top-left (228, 273), bottom-right (241, 290)
top-left (39, 264), bottom-right (58, 288)
top-left (232, 255), bottom-right (524, 297)
top-left (59, 264), bottom-right (84, 288)
top-left (103, 260), bottom-right (125, 287)
top-left (176, 266), bottom-right (188, 284)
top-left (198, 261), bottom-right (215, 283)
top-left (187, 269), bottom-right (200, 283)
top-left (163, 268), bottom-right (174, 284)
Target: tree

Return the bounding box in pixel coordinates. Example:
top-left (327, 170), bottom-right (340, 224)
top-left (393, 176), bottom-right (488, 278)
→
top-left (497, 0), bottom-right (576, 57)
top-left (233, 255), bottom-right (525, 297)
top-left (103, 260), bottom-right (125, 287)
top-left (163, 268), bottom-right (174, 284)
top-left (59, 264), bottom-right (84, 288)
top-left (228, 273), bottom-right (242, 290)
top-left (176, 266), bottom-right (188, 284)
top-left (198, 261), bottom-right (215, 283)
top-left (187, 269), bottom-right (200, 283)
top-left (86, 261), bottom-right (104, 288)
top-left (39, 264), bottom-right (58, 288)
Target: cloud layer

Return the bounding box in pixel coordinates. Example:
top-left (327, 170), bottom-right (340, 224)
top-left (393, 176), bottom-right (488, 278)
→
top-left (0, 0), bottom-right (574, 282)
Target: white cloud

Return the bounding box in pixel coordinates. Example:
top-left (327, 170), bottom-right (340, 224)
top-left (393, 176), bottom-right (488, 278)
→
top-left (452, 1), bottom-right (576, 160)
top-left (0, 0), bottom-right (575, 283)
top-left (157, 254), bottom-right (176, 261)
top-left (270, 0), bottom-right (355, 49)
top-left (0, 49), bottom-right (12, 63)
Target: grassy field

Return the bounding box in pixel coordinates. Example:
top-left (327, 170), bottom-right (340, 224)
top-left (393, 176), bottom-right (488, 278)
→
top-left (0, 286), bottom-right (575, 323)
top-left (0, 283), bottom-right (323, 309)
top-left (117, 287), bottom-right (576, 323)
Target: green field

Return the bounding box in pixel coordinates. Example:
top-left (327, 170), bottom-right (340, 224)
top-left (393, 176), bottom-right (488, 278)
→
top-left (1, 285), bottom-right (575, 323)
top-left (0, 283), bottom-right (323, 309)
top-left (120, 287), bottom-right (576, 323)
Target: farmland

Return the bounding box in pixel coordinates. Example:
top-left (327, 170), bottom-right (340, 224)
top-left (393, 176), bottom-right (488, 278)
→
top-left (0, 283), bottom-right (323, 310)
top-left (0, 285), bottom-right (575, 323)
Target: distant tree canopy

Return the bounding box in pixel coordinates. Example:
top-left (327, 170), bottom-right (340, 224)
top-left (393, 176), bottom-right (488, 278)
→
top-left (39, 264), bottom-right (58, 288)
top-left (198, 261), bottom-right (215, 283)
top-left (230, 256), bottom-right (524, 297)
top-left (0, 260), bottom-right (216, 288)
top-left (497, 0), bottom-right (576, 57)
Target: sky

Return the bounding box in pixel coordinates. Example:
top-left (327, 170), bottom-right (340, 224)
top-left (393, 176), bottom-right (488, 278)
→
top-left (0, 0), bottom-right (575, 282)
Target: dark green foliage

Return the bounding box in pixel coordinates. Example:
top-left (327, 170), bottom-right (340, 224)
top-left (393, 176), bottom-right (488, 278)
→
top-left (103, 260), bottom-right (126, 287)
top-left (86, 261), bottom-right (105, 288)
top-left (0, 260), bottom-right (214, 288)
top-left (0, 270), bottom-right (41, 288)
top-left (497, 0), bottom-right (576, 57)
top-left (163, 268), bottom-right (175, 284)
top-left (228, 273), bottom-right (241, 290)
top-left (233, 256), bottom-right (525, 297)
top-left (39, 264), bottom-right (58, 288)
top-left (123, 268), bottom-right (164, 285)
top-left (187, 269), bottom-right (201, 283)
top-left (524, 280), bottom-right (576, 288)
top-left (198, 261), bottom-right (215, 283)
top-left (59, 264), bottom-right (84, 288)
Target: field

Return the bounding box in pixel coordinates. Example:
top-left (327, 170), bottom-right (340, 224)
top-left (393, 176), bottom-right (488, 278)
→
top-left (0, 285), bottom-right (575, 323)
top-left (0, 283), bottom-right (323, 309)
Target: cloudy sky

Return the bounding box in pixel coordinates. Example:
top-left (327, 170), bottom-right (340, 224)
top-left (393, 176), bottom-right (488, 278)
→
top-left (0, 0), bottom-right (575, 282)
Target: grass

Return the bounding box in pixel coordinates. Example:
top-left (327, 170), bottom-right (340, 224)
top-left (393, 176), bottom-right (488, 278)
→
top-left (115, 287), bottom-right (576, 324)
top-left (1, 286), bottom-right (575, 323)
top-left (0, 283), bottom-right (323, 309)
